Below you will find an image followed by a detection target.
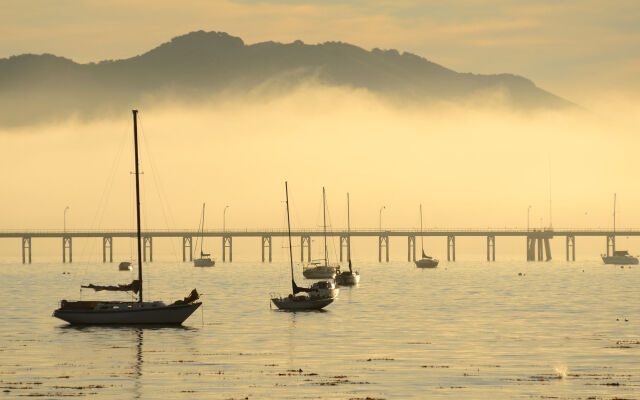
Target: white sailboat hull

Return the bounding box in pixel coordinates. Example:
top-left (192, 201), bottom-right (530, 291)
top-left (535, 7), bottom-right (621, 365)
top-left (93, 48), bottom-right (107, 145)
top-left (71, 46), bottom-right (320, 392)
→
top-left (53, 302), bottom-right (201, 325)
top-left (303, 265), bottom-right (338, 279)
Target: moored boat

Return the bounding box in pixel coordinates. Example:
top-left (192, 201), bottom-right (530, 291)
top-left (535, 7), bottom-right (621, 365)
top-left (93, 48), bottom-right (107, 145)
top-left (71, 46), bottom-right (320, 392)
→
top-left (53, 110), bottom-right (201, 325)
top-left (271, 182), bottom-right (337, 311)
top-left (415, 204), bottom-right (439, 268)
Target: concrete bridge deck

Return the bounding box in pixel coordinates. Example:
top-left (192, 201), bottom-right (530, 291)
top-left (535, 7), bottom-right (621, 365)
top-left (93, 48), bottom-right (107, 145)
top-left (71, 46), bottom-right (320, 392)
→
top-left (2, 228), bottom-right (635, 264)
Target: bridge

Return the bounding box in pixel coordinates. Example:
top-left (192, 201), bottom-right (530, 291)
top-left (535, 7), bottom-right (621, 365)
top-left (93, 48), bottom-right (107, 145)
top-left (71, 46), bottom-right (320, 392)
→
top-left (1, 228), bottom-right (634, 264)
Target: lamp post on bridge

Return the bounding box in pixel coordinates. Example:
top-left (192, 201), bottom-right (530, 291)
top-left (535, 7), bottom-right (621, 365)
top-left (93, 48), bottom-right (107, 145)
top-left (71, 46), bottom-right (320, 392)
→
top-left (379, 206), bottom-right (386, 232)
top-left (527, 205), bottom-right (531, 232)
top-left (223, 205), bottom-right (230, 232)
top-left (64, 206), bottom-right (70, 233)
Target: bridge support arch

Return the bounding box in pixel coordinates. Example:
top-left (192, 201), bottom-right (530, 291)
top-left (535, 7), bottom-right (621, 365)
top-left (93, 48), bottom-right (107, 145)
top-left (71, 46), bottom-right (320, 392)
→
top-left (143, 236), bottom-right (153, 262)
top-left (566, 235), bottom-right (575, 261)
top-left (62, 236), bottom-right (72, 263)
top-left (182, 236), bottom-right (193, 262)
top-left (300, 236), bottom-right (311, 262)
top-left (102, 237), bottom-right (113, 263)
top-left (222, 235), bottom-right (232, 262)
top-left (339, 235), bottom-right (351, 262)
top-left (22, 237), bottom-right (31, 264)
top-left (378, 235), bottom-right (389, 263)
top-left (447, 235), bottom-right (456, 262)
top-left (408, 236), bottom-right (416, 261)
top-left (606, 235), bottom-right (615, 257)
top-left (262, 236), bottom-right (272, 263)
top-left (487, 236), bottom-right (495, 261)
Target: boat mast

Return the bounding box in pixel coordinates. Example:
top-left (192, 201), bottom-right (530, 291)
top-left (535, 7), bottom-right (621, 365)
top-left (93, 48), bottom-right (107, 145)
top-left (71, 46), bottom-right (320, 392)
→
top-left (132, 110), bottom-right (143, 303)
top-left (347, 192), bottom-right (351, 262)
top-left (285, 182), bottom-right (295, 293)
top-left (323, 187), bottom-right (328, 264)
top-left (420, 204), bottom-right (424, 255)
top-left (200, 203), bottom-right (206, 256)
top-left (613, 193), bottom-right (616, 252)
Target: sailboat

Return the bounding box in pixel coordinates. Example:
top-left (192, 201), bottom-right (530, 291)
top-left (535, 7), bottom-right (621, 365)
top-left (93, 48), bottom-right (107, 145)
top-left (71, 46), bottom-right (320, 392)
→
top-left (335, 192), bottom-right (360, 285)
top-left (193, 203), bottom-right (215, 267)
top-left (53, 110), bottom-right (202, 325)
top-left (415, 204), bottom-right (439, 268)
top-left (601, 193), bottom-right (639, 265)
top-left (271, 182), bottom-right (338, 311)
top-left (303, 187), bottom-right (340, 279)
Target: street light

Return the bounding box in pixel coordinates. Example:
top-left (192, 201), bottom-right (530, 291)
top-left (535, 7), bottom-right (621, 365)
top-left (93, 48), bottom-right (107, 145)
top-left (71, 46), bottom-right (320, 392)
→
top-left (379, 206), bottom-right (386, 232)
top-left (527, 205), bottom-right (531, 232)
top-left (223, 205), bottom-right (230, 232)
top-left (64, 206), bottom-right (70, 233)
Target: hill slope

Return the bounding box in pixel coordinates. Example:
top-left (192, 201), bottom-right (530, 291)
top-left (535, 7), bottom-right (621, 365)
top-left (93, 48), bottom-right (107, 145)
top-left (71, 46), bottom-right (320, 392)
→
top-left (0, 30), bottom-right (571, 127)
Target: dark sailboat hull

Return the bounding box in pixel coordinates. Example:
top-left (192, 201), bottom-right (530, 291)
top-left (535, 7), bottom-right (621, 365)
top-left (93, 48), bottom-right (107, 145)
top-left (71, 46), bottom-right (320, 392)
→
top-left (53, 302), bottom-right (201, 325)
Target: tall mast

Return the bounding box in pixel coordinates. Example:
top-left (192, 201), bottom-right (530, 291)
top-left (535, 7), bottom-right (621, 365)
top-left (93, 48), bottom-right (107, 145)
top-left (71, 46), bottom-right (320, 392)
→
top-left (323, 187), bottom-right (328, 264)
top-left (347, 192), bottom-right (351, 261)
top-left (420, 204), bottom-right (424, 253)
top-left (132, 110), bottom-right (143, 303)
top-left (200, 203), bottom-right (206, 256)
top-left (613, 193), bottom-right (617, 252)
top-left (285, 182), bottom-right (295, 292)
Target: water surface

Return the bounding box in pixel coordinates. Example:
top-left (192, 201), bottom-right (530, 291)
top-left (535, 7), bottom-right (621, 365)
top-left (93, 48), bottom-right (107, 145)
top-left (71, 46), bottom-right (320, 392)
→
top-left (1, 258), bottom-right (638, 399)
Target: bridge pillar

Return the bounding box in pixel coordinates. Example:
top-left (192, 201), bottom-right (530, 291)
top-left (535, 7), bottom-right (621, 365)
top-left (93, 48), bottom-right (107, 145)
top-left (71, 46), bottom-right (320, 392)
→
top-left (182, 236), bottom-right (193, 262)
top-left (408, 236), bottom-right (416, 261)
top-left (378, 235), bottom-right (389, 263)
top-left (22, 237), bottom-right (31, 264)
top-left (339, 235), bottom-right (350, 262)
top-left (143, 236), bottom-right (153, 262)
top-left (222, 235), bottom-right (232, 262)
top-left (102, 237), bottom-right (113, 263)
top-left (536, 238), bottom-right (543, 261)
top-left (487, 236), bottom-right (495, 261)
top-left (262, 236), bottom-right (272, 263)
top-left (544, 238), bottom-right (552, 261)
top-left (300, 236), bottom-right (311, 262)
top-left (606, 235), bottom-right (615, 257)
top-left (62, 236), bottom-right (72, 263)
top-left (566, 235), bottom-right (575, 261)
top-left (526, 236), bottom-right (535, 261)
top-left (447, 235), bottom-right (456, 262)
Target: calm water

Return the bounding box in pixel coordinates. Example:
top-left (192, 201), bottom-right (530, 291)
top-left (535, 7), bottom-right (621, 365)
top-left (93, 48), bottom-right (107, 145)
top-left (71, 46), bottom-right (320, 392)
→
top-left (1, 258), bottom-right (638, 399)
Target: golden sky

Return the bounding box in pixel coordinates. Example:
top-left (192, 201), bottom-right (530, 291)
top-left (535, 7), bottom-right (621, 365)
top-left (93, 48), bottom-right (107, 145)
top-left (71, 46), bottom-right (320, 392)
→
top-left (1, 0), bottom-right (639, 104)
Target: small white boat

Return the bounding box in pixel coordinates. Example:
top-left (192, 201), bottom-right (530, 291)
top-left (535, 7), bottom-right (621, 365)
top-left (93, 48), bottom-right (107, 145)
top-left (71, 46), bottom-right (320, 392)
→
top-left (601, 194), bottom-right (638, 265)
top-left (415, 254), bottom-right (439, 268)
top-left (303, 261), bottom-right (339, 279)
top-left (193, 203), bottom-right (216, 267)
top-left (309, 280), bottom-right (339, 298)
top-left (194, 253), bottom-right (215, 267)
top-left (271, 182), bottom-right (336, 311)
top-left (335, 194), bottom-right (360, 286)
top-left (335, 270), bottom-right (360, 285)
top-left (53, 110), bottom-right (201, 325)
top-left (118, 261), bottom-right (132, 271)
top-left (415, 204), bottom-right (439, 268)
top-left (602, 250), bottom-right (639, 265)
top-left (303, 187), bottom-right (339, 279)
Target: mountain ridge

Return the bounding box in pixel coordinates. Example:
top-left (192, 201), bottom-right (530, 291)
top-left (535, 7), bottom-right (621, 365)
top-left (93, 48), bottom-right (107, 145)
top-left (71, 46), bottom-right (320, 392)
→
top-left (0, 30), bottom-right (572, 128)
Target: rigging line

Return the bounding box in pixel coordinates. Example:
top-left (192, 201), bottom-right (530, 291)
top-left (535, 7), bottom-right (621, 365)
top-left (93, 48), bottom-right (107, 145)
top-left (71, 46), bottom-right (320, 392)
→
top-left (77, 122), bottom-right (130, 288)
top-left (138, 116), bottom-right (183, 271)
top-left (324, 195), bottom-right (340, 262)
top-left (137, 115), bottom-right (187, 296)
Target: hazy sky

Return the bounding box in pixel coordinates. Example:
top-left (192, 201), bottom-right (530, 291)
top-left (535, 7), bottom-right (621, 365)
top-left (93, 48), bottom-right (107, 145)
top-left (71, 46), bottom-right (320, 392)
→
top-left (2, 0), bottom-right (639, 104)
